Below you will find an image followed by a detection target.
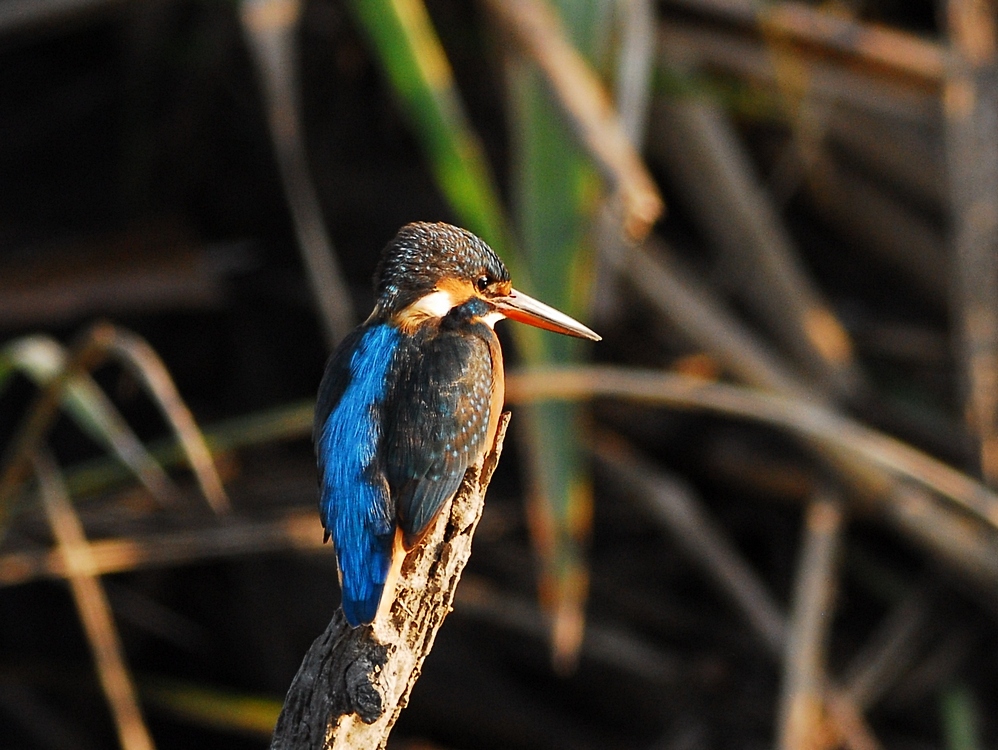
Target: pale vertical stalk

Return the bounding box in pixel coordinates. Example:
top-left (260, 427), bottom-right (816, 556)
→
top-left (592, 0), bottom-right (656, 322)
top-left (614, 0), bottom-right (655, 147)
top-left (778, 490), bottom-right (844, 750)
top-left (945, 0), bottom-right (998, 486)
top-left (240, 0), bottom-right (354, 349)
top-left (34, 451), bottom-right (155, 750)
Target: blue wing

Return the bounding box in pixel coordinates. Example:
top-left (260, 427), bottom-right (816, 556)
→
top-left (382, 327), bottom-right (494, 548)
top-left (315, 324), bottom-right (401, 626)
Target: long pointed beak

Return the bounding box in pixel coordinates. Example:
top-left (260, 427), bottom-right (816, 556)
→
top-left (492, 288), bottom-right (601, 341)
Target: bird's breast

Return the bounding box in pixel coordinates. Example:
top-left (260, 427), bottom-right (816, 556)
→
top-left (484, 328), bottom-right (504, 453)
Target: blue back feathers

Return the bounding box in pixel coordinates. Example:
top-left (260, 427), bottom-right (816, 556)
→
top-left (317, 324), bottom-right (401, 626)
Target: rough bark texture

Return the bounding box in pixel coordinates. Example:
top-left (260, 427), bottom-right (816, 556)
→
top-left (269, 413), bottom-right (510, 750)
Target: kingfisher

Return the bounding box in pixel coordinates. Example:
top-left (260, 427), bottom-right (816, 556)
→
top-left (315, 222), bottom-right (600, 627)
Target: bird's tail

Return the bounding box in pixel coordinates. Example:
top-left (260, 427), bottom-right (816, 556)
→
top-left (338, 530), bottom-right (394, 627)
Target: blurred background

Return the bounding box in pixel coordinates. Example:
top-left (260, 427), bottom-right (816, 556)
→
top-left (2, 0), bottom-right (998, 748)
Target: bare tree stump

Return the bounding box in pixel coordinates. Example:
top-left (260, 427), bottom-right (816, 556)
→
top-left (270, 413), bottom-right (510, 750)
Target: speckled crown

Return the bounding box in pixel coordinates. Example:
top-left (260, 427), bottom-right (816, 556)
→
top-left (374, 222), bottom-right (510, 315)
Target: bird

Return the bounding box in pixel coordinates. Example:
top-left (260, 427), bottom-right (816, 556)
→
top-left (314, 221), bottom-right (600, 627)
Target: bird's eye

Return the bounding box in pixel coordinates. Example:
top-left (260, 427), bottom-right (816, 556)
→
top-left (475, 275), bottom-right (490, 292)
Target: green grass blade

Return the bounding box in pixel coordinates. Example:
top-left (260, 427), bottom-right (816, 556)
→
top-left (505, 0), bottom-right (611, 667)
top-left (346, 0), bottom-right (519, 270)
top-left (63, 399), bottom-right (314, 499)
top-left (143, 678), bottom-right (282, 738)
top-left (941, 683), bottom-right (982, 750)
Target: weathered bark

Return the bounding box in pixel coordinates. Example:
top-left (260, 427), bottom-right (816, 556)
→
top-left (269, 413), bottom-right (510, 750)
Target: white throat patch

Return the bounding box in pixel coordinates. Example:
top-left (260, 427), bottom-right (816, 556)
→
top-left (479, 310), bottom-right (504, 328)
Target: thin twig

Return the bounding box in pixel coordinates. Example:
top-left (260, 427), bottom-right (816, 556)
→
top-left (0, 323), bottom-right (229, 528)
top-left (239, 0), bottom-right (354, 348)
top-left (511, 364), bottom-right (998, 606)
top-left (0, 325), bottom-right (123, 531)
top-left (596, 436), bottom-right (786, 652)
top-left (777, 490), bottom-right (844, 750)
top-left (881, 486), bottom-right (998, 594)
top-left (595, 436), bottom-right (881, 750)
top-left (483, 0), bottom-right (663, 239)
top-left (33, 450), bottom-right (155, 750)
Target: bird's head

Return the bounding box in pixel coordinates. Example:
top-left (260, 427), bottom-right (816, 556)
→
top-left (372, 222), bottom-right (600, 341)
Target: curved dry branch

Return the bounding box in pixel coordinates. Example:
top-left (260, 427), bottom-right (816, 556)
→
top-left (96, 325), bottom-right (230, 514)
top-left (270, 413), bottom-right (509, 750)
top-left (506, 366), bottom-right (998, 530)
top-left (1, 335), bottom-right (178, 509)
